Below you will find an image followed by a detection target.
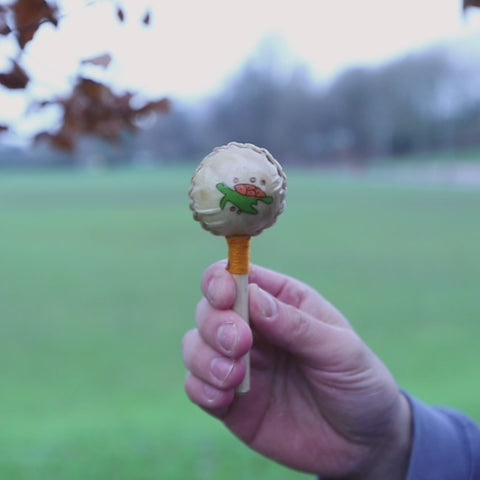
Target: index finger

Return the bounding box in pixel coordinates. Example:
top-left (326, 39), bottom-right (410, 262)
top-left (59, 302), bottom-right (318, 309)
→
top-left (200, 260), bottom-right (235, 310)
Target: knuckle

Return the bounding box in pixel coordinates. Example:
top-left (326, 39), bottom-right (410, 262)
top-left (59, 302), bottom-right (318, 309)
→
top-left (279, 280), bottom-right (311, 308)
top-left (284, 306), bottom-right (310, 347)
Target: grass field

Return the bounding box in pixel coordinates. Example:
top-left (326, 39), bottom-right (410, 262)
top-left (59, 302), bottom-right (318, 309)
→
top-left (1, 166), bottom-right (479, 479)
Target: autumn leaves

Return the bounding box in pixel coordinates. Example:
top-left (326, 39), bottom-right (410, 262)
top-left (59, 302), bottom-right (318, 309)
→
top-left (0, 1), bottom-right (169, 151)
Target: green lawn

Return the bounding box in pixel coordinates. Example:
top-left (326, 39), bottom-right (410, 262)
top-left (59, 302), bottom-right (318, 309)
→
top-left (0, 166), bottom-right (479, 479)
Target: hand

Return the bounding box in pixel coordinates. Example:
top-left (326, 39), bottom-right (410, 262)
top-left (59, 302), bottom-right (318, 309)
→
top-left (182, 262), bottom-right (412, 479)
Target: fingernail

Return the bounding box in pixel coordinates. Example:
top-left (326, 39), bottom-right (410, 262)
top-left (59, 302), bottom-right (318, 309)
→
top-left (217, 323), bottom-right (237, 353)
top-left (256, 286), bottom-right (278, 320)
top-left (211, 357), bottom-right (234, 384)
top-left (207, 273), bottom-right (225, 304)
top-left (203, 383), bottom-right (220, 401)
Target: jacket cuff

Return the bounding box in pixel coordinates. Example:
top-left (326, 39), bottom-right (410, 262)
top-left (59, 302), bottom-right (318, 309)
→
top-left (405, 393), bottom-right (480, 480)
top-left (317, 394), bottom-right (480, 480)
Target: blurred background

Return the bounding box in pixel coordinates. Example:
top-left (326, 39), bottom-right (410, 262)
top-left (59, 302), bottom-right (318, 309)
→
top-left (1, 1), bottom-right (479, 478)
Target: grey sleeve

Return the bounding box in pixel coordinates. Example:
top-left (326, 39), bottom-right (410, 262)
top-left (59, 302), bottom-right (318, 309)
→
top-left (405, 394), bottom-right (480, 480)
top-left (318, 394), bottom-right (480, 480)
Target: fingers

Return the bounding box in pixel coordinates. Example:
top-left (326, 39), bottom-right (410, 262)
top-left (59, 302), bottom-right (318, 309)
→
top-left (248, 283), bottom-right (359, 368)
top-left (200, 261), bottom-right (236, 310)
top-left (202, 261), bottom-right (342, 323)
top-left (184, 372), bottom-right (235, 413)
top-left (184, 261), bottom-right (356, 410)
top-left (249, 263), bottom-right (351, 328)
top-left (197, 262), bottom-right (352, 363)
top-left (183, 322), bottom-right (249, 386)
top-left (195, 298), bottom-right (253, 357)
top-left (183, 282), bottom-right (253, 411)
top-left (182, 329), bottom-right (248, 410)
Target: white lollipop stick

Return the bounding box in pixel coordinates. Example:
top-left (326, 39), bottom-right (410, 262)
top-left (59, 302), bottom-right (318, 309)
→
top-left (226, 235), bottom-right (251, 395)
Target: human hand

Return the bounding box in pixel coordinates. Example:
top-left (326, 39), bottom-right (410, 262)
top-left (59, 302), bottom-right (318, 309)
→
top-left (182, 262), bottom-right (412, 479)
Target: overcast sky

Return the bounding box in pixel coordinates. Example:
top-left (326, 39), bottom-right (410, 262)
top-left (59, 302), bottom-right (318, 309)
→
top-left (1, 0), bottom-right (480, 140)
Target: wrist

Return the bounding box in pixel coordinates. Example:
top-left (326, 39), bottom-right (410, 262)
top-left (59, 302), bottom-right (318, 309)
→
top-left (318, 391), bottom-right (413, 480)
top-left (356, 391), bottom-right (413, 480)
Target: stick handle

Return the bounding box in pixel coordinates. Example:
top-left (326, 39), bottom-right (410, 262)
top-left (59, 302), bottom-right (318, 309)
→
top-left (232, 274), bottom-right (250, 395)
top-left (226, 235), bottom-right (251, 395)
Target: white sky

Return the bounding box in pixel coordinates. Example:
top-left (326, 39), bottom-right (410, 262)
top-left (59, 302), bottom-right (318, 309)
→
top-left (1, 0), bottom-right (480, 140)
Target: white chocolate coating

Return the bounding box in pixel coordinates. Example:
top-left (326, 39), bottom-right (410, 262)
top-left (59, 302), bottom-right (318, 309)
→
top-left (189, 142), bottom-right (287, 237)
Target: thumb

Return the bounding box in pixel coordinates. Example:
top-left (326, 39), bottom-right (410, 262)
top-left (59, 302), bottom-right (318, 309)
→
top-left (248, 284), bottom-right (356, 366)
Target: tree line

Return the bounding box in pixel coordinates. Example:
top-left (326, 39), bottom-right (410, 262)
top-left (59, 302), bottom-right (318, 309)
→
top-left (140, 39), bottom-right (480, 166)
top-left (2, 35), bottom-right (480, 168)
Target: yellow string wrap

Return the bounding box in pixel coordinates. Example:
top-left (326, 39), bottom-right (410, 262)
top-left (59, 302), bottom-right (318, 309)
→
top-left (226, 236), bottom-right (251, 275)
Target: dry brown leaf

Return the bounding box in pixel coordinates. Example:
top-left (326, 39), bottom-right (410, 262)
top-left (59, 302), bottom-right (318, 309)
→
top-left (81, 53), bottom-right (112, 68)
top-left (12, 0), bottom-right (59, 49)
top-left (464, 0), bottom-right (480, 8)
top-left (116, 6), bottom-right (125, 22)
top-left (2, 2), bottom-right (167, 150)
top-left (135, 98), bottom-right (171, 116)
top-left (0, 61), bottom-right (30, 89)
top-left (36, 99), bottom-right (54, 107)
top-left (0, 6), bottom-right (12, 35)
top-left (34, 131), bottom-right (50, 143)
top-left (35, 76), bottom-right (170, 151)
top-left (78, 78), bottom-right (108, 102)
top-left (49, 131), bottom-right (76, 151)
top-left (34, 128), bottom-right (77, 152)
top-left (142, 10), bottom-right (151, 26)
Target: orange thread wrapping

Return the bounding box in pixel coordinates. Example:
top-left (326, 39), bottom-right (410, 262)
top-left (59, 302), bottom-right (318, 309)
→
top-left (226, 236), bottom-right (251, 275)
